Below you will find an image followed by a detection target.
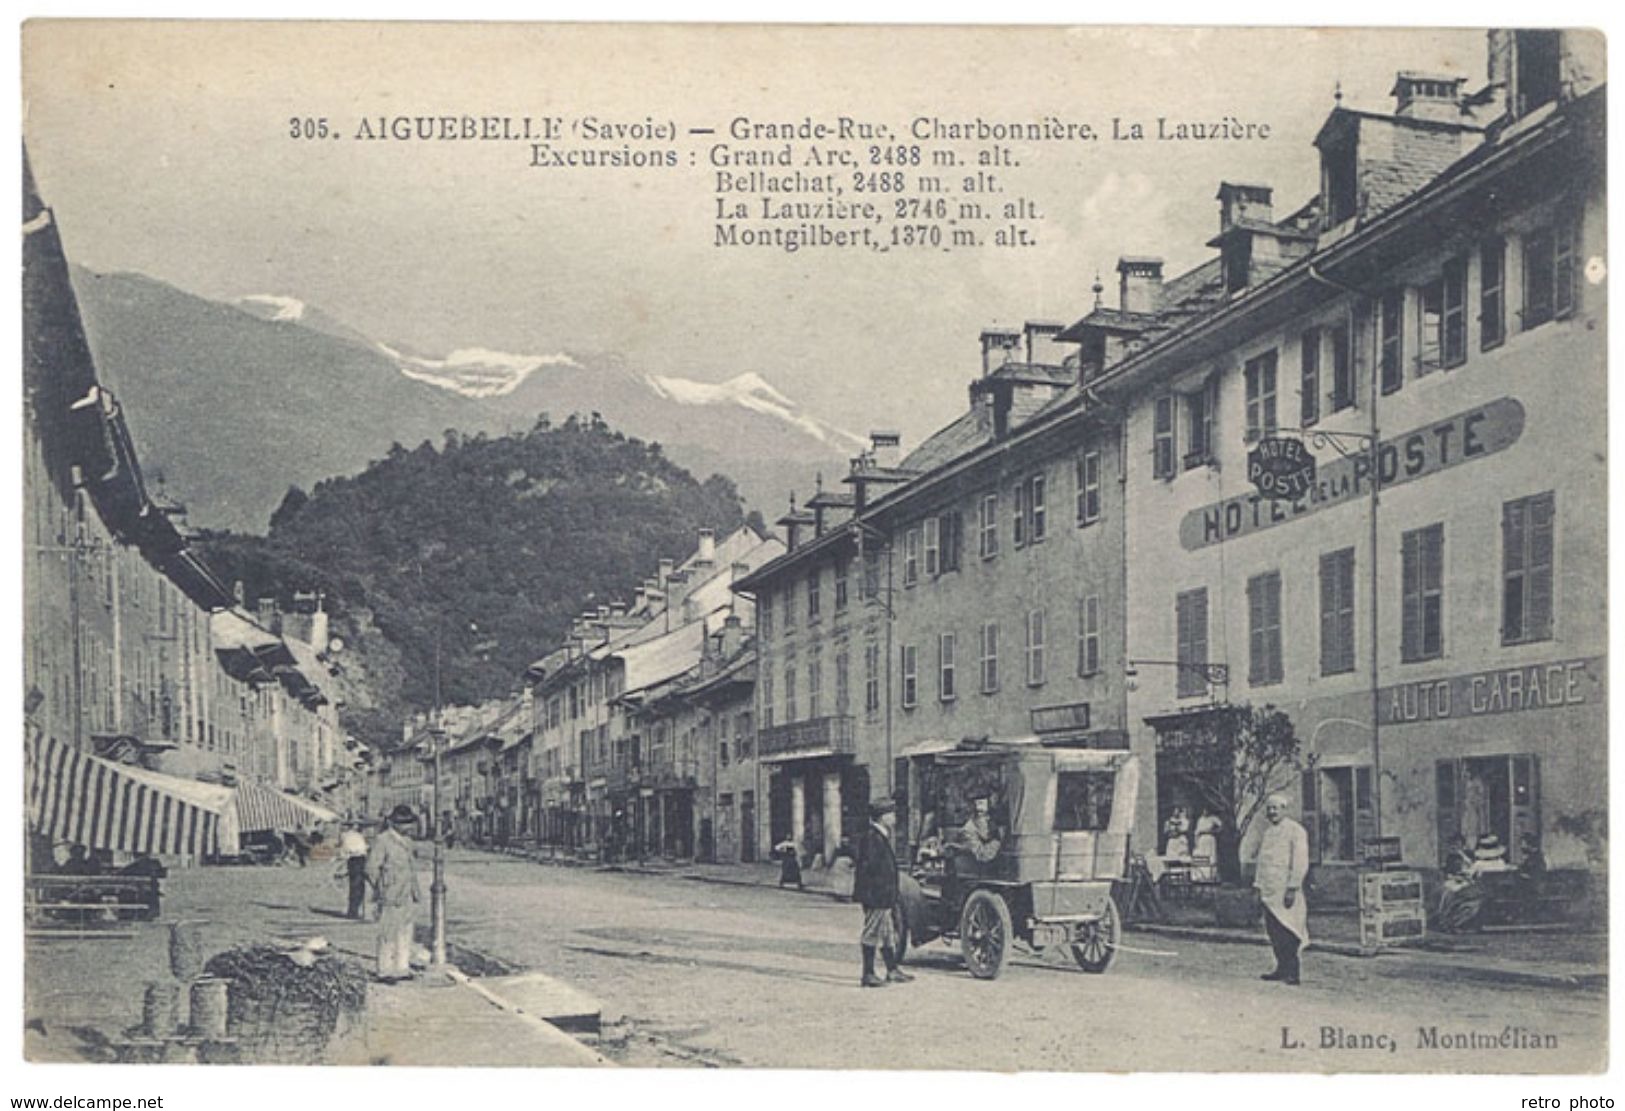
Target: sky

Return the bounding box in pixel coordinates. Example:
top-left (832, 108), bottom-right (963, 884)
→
top-left (22, 23), bottom-right (1490, 448)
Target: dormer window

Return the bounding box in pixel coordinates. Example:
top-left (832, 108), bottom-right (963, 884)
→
top-left (1223, 235), bottom-right (1253, 293)
top-left (1515, 30), bottom-right (1563, 117)
top-left (1324, 138), bottom-right (1358, 227)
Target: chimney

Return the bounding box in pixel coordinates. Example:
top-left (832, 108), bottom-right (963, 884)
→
top-left (1024, 321), bottom-right (1065, 365)
top-left (658, 558), bottom-right (675, 589)
top-left (1391, 72), bottom-right (1467, 123)
top-left (991, 381), bottom-right (1015, 440)
top-left (1217, 182), bottom-right (1274, 233)
top-left (257, 596), bottom-right (277, 629)
top-left (1116, 257), bottom-right (1165, 315)
top-left (718, 613), bottom-right (744, 659)
top-left (979, 328), bottom-right (1021, 375)
top-left (234, 580), bottom-right (246, 607)
top-left (696, 528), bottom-right (716, 565)
top-left (869, 431), bottom-right (901, 470)
top-left (632, 586), bottom-right (646, 612)
top-left (731, 561), bottom-right (750, 582)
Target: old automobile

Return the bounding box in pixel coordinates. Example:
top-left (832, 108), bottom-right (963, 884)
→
top-left (893, 738), bottom-right (1139, 979)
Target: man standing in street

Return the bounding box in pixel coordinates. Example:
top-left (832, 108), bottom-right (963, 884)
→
top-left (337, 821), bottom-right (370, 920)
top-left (1252, 793), bottom-right (1309, 985)
top-left (853, 798), bottom-right (912, 988)
top-left (366, 804), bottom-right (423, 983)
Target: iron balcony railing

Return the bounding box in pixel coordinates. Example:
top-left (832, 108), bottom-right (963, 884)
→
top-left (757, 715), bottom-right (856, 759)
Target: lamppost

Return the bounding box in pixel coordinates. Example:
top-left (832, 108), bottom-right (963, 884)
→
top-left (427, 722), bottom-right (448, 968)
top-left (1283, 424), bottom-right (1382, 841)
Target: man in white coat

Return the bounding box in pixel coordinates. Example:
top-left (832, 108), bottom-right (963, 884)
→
top-left (1253, 793), bottom-right (1309, 985)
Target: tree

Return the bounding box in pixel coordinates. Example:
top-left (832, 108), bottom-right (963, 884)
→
top-left (1163, 702), bottom-right (1301, 882)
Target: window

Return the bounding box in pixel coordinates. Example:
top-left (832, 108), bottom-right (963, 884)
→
top-left (834, 556), bottom-right (850, 611)
top-left (807, 572), bottom-right (821, 621)
top-left (862, 550), bottom-right (881, 600)
top-left (1076, 451), bottom-right (1102, 524)
top-left (1514, 29), bottom-right (1562, 116)
top-left (783, 586), bottom-right (796, 629)
top-left (1152, 394), bottom-right (1177, 479)
top-left (784, 664), bottom-right (798, 721)
top-left (1025, 608), bottom-right (1046, 686)
top-left (1300, 329), bottom-right (1321, 426)
top-left (835, 649), bottom-right (850, 714)
top-left (939, 511), bottom-right (963, 573)
top-left (1523, 218), bottom-right (1576, 330)
top-left (938, 632), bottom-right (957, 701)
top-left (760, 591), bottom-right (774, 637)
top-left (1418, 259), bottom-right (1467, 373)
top-left (864, 642), bottom-right (880, 713)
top-left (1175, 588), bottom-right (1209, 698)
top-left (1319, 547), bottom-right (1356, 675)
top-left (808, 656), bottom-right (822, 718)
top-left (1015, 474), bottom-right (1046, 546)
top-left (1329, 322), bottom-right (1355, 412)
top-left (1078, 594), bottom-right (1101, 677)
top-left (900, 645), bottom-right (918, 709)
top-left (1503, 492), bottom-right (1555, 645)
top-left (1442, 257), bottom-right (1468, 367)
top-left (1324, 138), bottom-right (1357, 227)
top-left (1247, 571), bottom-right (1284, 685)
top-left (1184, 377), bottom-right (1217, 467)
top-left (979, 622), bottom-right (1000, 693)
top-left (923, 517), bottom-right (940, 577)
top-left (1401, 523), bottom-right (1445, 662)
top-left (978, 493), bottom-right (999, 559)
top-left (1481, 237), bottom-right (1507, 350)
top-left (1379, 289), bottom-right (1404, 394)
top-left (1054, 772), bottom-right (1115, 832)
top-left (903, 527), bottom-right (920, 586)
top-left (1244, 350), bottom-right (1278, 440)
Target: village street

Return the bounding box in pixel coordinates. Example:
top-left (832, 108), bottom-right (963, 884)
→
top-left (23, 845), bottom-right (1606, 1071)
top-left (434, 849), bottom-right (1606, 1072)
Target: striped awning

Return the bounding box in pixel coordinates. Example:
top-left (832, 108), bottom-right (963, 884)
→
top-left (233, 779), bottom-right (339, 833)
top-left (25, 733), bottom-right (239, 858)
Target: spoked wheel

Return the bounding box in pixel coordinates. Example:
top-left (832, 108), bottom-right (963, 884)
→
top-left (959, 889), bottom-right (1012, 979)
top-left (1071, 895), bottom-right (1121, 973)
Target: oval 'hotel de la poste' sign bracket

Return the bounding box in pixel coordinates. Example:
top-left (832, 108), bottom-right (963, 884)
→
top-left (1247, 436), bottom-right (1317, 501)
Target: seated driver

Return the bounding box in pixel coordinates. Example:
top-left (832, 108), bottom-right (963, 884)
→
top-left (956, 795), bottom-right (1002, 863)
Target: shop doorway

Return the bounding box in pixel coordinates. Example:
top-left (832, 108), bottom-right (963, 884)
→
top-left (1436, 755), bottom-right (1539, 865)
top-left (1302, 765), bottom-right (1374, 863)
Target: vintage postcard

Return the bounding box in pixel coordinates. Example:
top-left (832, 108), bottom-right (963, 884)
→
top-left (19, 21), bottom-right (1608, 1075)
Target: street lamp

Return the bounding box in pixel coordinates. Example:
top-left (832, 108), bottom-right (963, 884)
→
top-left (1284, 424), bottom-right (1382, 841)
top-left (427, 724), bottom-right (448, 968)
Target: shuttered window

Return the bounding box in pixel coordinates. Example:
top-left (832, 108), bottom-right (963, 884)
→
top-left (1319, 547), bottom-right (1356, 675)
top-left (1503, 492), bottom-right (1555, 644)
top-left (1175, 588), bottom-right (1209, 698)
top-left (1481, 236), bottom-right (1507, 350)
top-left (1379, 289), bottom-right (1404, 394)
top-left (1152, 394), bottom-right (1176, 479)
top-left (1300, 329), bottom-right (1321, 426)
top-left (1401, 523), bottom-right (1445, 662)
top-left (980, 623), bottom-right (1000, 693)
top-left (1247, 571), bottom-right (1283, 685)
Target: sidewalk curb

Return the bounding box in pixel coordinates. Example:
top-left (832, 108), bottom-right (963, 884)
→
top-left (1131, 923), bottom-right (1606, 991)
top-left (444, 967), bottom-right (614, 1067)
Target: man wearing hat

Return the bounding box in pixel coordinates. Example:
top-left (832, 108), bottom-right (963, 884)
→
top-left (852, 797), bottom-right (911, 988)
top-left (336, 821), bottom-right (370, 920)
top-left (1252, 793), bottom-right (1309, 985)
top-left (366, 805), bottom-right (423, 983)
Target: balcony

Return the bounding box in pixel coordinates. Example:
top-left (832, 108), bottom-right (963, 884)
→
top-left (758, 715), bottom-right (856, 762)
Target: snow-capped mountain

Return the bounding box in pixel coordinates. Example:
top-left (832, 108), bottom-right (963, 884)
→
top-left (71, 268), bottom-right (856, 532)
top-left (379, 343), bottom-right (580, 399)
top-left (646, 371), bottom-right (868, 454)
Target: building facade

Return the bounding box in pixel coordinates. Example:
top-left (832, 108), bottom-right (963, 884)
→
top-left (1099, 30), bottom-right (1606, 891)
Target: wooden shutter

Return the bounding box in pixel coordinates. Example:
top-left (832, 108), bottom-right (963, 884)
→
top-left (1301, 769), bottom-right (1321, 865)
top-left (1554, 218), bottom-right (1576, 317)
top-left (1435, 760), bottom-right (1458, 866)
top-left (1528, 493), bottom-right (1555, 640)
top-left (1401, 530), bottom-right (1421, 660)
top-left (1353, 766), bottom-right (1376, 857)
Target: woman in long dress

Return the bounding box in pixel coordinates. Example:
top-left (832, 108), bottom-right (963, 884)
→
top-left (1434, 834), bottom-right (1484, 933)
